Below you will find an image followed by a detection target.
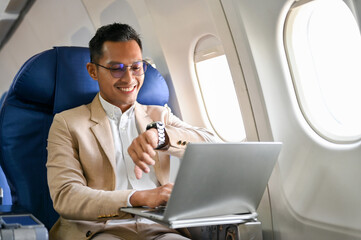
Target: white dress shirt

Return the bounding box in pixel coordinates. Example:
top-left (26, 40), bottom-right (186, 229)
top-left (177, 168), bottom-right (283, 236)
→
top-left (99, 95), bottom-right (160, 206)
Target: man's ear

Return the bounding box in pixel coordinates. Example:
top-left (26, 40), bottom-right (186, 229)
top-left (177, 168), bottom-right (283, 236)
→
top-left (86, 63), bottom-right (98, 81)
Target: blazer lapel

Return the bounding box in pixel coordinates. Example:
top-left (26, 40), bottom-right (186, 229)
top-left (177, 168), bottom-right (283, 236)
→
top-left (89, 94), bottom-right (116, 174)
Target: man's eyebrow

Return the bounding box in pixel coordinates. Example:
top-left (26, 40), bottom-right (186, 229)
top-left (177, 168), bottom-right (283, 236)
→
top-left (107, 60), bottom-right (143, 65)
top-left (108, 61), bottom-right (123, 65)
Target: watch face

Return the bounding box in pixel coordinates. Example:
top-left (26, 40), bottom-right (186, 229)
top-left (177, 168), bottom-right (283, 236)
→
top-left (146, 122), bottom-right (156, 130)
top-left (147, 121), bottom-right (163, 130)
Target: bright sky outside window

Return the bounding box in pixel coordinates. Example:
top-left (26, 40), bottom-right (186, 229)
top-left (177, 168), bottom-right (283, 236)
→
top-left (285, 0), bottom-right (361, 142)
top-left (194, 35), bottom-right (246, 142)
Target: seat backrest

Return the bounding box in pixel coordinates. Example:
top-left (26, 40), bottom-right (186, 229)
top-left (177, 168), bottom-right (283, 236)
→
top-left (0, 91), bottom-right (12, 205)
top-left (0, 46), bottom-right (169, 229)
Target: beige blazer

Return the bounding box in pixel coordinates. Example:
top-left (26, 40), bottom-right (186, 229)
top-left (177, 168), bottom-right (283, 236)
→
top-left (46, 94), bottom-right (214, 239)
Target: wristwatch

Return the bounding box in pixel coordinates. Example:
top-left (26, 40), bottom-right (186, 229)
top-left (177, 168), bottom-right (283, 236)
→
top-left (146, 121), bottom-right (167, 149)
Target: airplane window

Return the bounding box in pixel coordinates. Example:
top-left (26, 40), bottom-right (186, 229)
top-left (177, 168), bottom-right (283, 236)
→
top-left (284, 0), bottom-right (361, 143)
top-left (194, 35), bottom-right (246, 142)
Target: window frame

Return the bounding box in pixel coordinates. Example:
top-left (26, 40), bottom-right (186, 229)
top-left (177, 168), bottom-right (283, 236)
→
top-left (284, 0), bottom-right (361, 143)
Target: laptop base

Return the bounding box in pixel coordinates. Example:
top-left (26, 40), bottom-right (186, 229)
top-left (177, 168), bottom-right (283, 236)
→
top-left (165, 212), bottom-right (258, 229)
top-left (121, 207), bottom-right (258, 229)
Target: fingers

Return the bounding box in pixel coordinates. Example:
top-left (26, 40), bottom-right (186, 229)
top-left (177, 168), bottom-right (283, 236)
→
top-left (128, 129), bottom-right (159, 178)
top-left (130, 133), bottom-right (156, 161)
top-left (129, 183), bottom-right (174, 208)
top-left (157, 183), bottom-right (173, 205)
top-left (163, 183), bottom-right (174, 189)
top-left (161, 183), bottom-right (174, 196)
top-left (148, 183), bottom-right (174, 208)
top-left (129, 148), bottom-right (152, 170)
top-left (129, 148), bottom-right (153, 178)
top-left (134, 165), bottom-right (143, 180)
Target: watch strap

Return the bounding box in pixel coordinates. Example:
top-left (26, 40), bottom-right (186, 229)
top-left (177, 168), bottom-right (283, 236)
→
top-left (146, 121), bottom-right (167, 149)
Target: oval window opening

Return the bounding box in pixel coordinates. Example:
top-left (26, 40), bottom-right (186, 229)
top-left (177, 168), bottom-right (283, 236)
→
top-left (285, 0), bottom-right (361, 143)
top-left (194, 35), bottom-right (246, 142)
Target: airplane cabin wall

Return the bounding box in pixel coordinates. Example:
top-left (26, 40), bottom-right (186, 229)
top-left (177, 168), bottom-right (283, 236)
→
top-left (0, 0), bottom-right (94, 95)
top-left (220, 0), bottom-right (361, 239)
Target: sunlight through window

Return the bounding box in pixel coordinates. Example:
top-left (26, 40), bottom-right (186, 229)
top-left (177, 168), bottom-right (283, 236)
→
top-left (285, 0), bottom-right (361, 142)
top-left (194, 36), bottom-right (246, 142)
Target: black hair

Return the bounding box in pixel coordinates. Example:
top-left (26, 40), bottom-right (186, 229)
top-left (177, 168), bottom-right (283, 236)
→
top-left (89, 23), bottom-right (142, 63)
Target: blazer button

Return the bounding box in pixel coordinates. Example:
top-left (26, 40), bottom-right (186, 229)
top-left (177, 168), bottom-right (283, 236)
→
top-left (86, 230), bottom-right (92, 237)
top-left (177, 140), bottom-right (182, 145)
top-left (182, 141), bottom-right (187, 145)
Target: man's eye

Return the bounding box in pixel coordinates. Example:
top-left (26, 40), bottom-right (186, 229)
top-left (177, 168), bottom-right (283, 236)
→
top-left (111, 67), bottom-right (124, 72)
top-left (131, 66), bottom-right (141, 71)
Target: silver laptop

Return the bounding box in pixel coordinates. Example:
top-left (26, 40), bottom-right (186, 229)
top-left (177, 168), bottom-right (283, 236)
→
top-left (121, 142), bottom-right (282, 228)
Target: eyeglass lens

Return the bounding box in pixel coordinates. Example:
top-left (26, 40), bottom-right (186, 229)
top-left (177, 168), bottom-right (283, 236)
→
top-left (110, 61), bottom-right (147, 78)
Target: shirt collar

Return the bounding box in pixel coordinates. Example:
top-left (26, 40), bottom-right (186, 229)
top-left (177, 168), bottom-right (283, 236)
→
top-left (99, 94), bottom-right (135, 121)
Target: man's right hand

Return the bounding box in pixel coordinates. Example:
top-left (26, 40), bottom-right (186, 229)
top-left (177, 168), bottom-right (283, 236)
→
top-left (129, 183), bottom-right (174, 208)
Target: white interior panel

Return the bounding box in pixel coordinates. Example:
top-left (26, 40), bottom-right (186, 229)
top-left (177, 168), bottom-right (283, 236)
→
top-left (144, 0), bottom-right (216, 127)
top-left (0, 0), bottom-right (94, 94)
top-left (222, 0), bottom-right (361, 239)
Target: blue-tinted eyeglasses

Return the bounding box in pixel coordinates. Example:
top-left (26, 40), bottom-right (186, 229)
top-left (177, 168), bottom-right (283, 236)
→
top-left (92, 60), bottom-right (148, 78)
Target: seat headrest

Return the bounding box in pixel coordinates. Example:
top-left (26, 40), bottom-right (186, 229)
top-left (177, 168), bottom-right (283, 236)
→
top-left (10, 46), bottom-right (169, 114)
top-left (11, 49), bottom-right (57, 107)
top-left (138, 63), bottom-right (169, 106)
top-left (53, 47), bottom-right (99, 114)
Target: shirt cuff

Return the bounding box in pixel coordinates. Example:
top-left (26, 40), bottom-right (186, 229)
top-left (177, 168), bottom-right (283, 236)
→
top-left (127, 190), bottom-right (137, 207)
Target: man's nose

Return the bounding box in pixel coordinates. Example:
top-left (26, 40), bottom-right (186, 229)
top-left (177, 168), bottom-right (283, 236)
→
top-left (121, 68), bottom-right (134, 82)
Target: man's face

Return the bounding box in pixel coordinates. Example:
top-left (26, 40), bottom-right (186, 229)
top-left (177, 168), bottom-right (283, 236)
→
top-left (88, 40), bottom-right (144, 112)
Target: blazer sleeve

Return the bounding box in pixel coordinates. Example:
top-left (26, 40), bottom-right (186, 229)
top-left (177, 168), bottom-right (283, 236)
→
top-left (161, 105), bottom-right (217, 158)
top-left (47, 113), bottom-right (132, 221)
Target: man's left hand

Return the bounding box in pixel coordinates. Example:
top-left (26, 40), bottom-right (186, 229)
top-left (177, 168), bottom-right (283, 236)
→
top-left (128, 129), bottom-right (158, 179)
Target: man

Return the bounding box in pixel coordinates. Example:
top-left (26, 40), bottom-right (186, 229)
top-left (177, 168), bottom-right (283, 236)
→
top-left (46, 23), bottom-right (215, 239)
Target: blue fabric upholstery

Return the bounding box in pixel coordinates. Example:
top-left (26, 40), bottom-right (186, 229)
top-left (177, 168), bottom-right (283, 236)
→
top-left (138, 64), bottom-right (169, 106)
top-left (0, 165), bottom-right (11, 205)
top-left (0, 46), bottom-right (169, 229)
top-left (0, 91), bottom-right (12, 205)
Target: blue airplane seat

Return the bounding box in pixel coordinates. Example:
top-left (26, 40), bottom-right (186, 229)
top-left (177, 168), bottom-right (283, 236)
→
top-left (0, 167), bottom-right (11, 206)
top-left (0, 91), bottom-right (12, 206)
top-left (0, 46), bottom-right (169, 230)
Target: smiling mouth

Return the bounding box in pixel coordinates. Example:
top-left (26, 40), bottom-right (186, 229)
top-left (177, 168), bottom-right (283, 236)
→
top-left (117, 85), bottom-right (137, 93)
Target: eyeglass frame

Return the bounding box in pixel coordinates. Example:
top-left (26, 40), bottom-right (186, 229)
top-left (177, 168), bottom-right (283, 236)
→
top-left (91, 60), bottom-right (148, 78)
